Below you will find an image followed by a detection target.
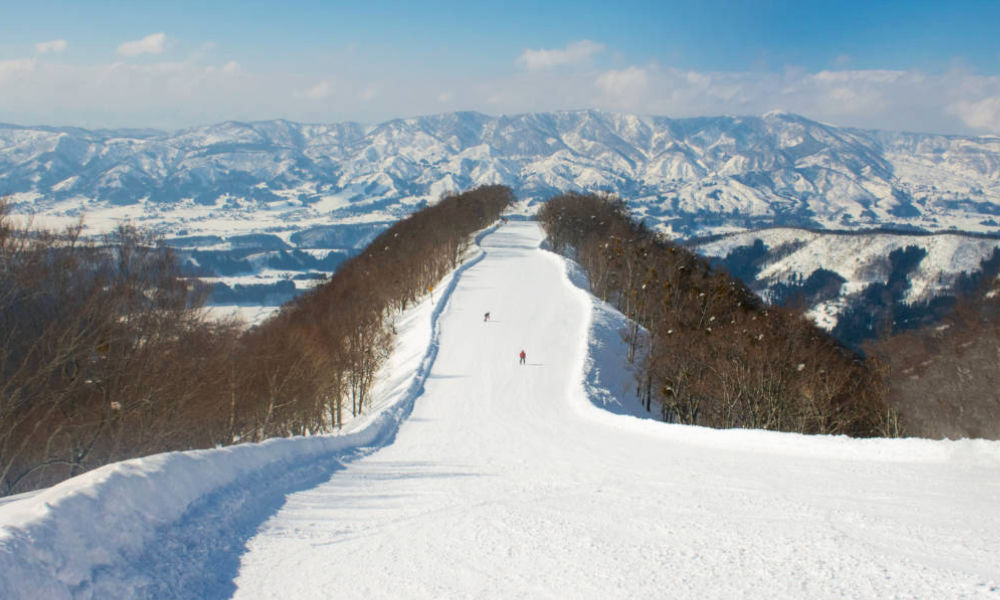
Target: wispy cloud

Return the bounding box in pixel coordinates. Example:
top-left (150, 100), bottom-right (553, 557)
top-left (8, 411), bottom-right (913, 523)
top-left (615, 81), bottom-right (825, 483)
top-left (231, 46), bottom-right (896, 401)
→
top-left (833, 54), bottom-right (853, 68)
top-left (117, 33), bottom-right (167, 57)
top-left (35, 39), bottom-right (68, 54)
top-left (0, 58), bottom-right (37, 82)
top-left (596, 66), bottom-right (648, 106)
top-left (516, 40), bottom-right (605, 70)
top-left (298, 81), bottom-right (333, 100)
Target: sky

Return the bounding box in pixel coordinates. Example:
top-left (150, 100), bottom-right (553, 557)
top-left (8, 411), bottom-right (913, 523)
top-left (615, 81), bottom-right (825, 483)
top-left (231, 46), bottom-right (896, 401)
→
top-left (1, 0), bottom-right (999, 134)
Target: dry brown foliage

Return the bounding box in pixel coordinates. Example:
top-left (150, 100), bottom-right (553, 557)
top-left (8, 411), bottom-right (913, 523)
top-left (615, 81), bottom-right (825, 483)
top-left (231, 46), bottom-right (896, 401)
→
top-left (0, 186), bottom-right (513, 495)
top-left (538, 192), bottom-right (893, 437)
top-left (867, 285), bottom-right (1000, 439)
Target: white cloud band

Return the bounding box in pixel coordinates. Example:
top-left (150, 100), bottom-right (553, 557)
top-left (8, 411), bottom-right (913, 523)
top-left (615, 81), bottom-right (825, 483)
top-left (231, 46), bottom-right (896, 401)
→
top-left (517, 40), bottom-right (605, 70)
top-left (117, 33), bottom-right (167, 57)
top-left (1, 45), bottom-right (999, 136)
top-left (35, 39), bottom-right (68, 54)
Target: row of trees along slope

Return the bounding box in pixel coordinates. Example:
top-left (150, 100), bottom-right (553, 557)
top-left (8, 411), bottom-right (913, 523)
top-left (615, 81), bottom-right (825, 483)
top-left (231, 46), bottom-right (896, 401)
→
top-left (539, 192), bottom-right (896, 437)
top-left (0, 185), bottom-right (513, 495)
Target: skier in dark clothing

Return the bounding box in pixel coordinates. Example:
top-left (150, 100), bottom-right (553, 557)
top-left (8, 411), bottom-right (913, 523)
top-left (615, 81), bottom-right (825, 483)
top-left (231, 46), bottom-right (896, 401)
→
top-left (519, 350), bottom-right (526, 365)
top-left (484, 312), bottom-right (490, 322)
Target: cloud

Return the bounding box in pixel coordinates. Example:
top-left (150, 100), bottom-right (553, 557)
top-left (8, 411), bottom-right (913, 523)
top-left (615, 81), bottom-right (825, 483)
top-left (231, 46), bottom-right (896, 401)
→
top-left (517, 40), bottom-right (605, 70)
top-left (596, 66), bottom-right (649, 106)
top-left (833, 54), bottom-right (852, 68)
top-left (3, 45), bottom-right (1000, 136)
top-left (777, 69), bottom-right (911, 117)
top-left (187, 41), bottom-right (217, 62)
top-left (298, 81), bottom-right (333, 100)
top-left (949, 96), bottom-right (1000, 132)
top-left (0, 58), bottom-right (38, 82)
top-left (117, 33), bottom-right (167, 57)
top-left (35, 39), bottom-right (68, 54)
top-left (486, 63), bottom-right (1000, 135)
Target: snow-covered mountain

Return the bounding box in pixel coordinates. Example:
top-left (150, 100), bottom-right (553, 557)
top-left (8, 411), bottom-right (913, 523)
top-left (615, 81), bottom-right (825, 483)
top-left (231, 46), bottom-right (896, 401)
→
top-left (695, 228), bottom-right (1000, 343)
top-left (4, 110), bottom-right (1000, 240)
top-left (5, 110), bottom-right (1000, 328)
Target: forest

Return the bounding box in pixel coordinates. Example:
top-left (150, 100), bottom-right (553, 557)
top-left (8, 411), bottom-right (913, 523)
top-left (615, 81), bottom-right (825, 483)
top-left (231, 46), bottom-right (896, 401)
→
top-left (540, 192), bottom-right (1000, 440)
top-left (539, 192), bottom-right (895, 437)
top-left (0, 185), bottom-right (513, 495)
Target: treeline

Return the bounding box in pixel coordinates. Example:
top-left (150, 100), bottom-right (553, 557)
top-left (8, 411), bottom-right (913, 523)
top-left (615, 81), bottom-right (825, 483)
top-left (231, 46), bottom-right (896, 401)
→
top-left (0, 185), bottom-right (512, 495)
top-left (238, 185), bottom-right (513, 437)
top-left (539, 192), bottom-right (893, 437)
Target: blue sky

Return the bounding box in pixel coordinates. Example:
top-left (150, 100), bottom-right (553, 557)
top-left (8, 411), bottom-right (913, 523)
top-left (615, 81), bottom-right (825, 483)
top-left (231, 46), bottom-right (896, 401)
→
top-left (1, 0), bottom-right (998, 133)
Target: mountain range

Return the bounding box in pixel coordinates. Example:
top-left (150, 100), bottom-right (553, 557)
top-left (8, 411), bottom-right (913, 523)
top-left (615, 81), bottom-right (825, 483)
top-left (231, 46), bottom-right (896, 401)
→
top-left (4, 110), bottom-right (1000, 239)
top-left (4, 110), bottom-right (1000, 333)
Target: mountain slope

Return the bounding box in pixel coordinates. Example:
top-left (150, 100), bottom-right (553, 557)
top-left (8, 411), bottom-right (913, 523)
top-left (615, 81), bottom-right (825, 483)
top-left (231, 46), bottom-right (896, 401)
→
top-left (4, 111), bottom-right (1000, 240)
top-left (695, 227), bottom-right (1000, 336)
top-left (3, 222), bottom-right (996, 598)
top-left (7, 111), bottom-right (1000, 329)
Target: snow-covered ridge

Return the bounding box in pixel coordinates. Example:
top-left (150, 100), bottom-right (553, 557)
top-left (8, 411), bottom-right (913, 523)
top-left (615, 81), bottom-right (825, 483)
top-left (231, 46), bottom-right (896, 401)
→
top-left (694, 227), bottom-right (1000, 334)
top-left (696, 227), bottom-right (1000, 303)
top-left (3, 110), bottom-right (1000, 240)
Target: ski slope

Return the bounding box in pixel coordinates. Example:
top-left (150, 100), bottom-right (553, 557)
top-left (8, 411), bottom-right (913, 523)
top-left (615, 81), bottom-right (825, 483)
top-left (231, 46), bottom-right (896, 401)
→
top-left (233, 222), bottom-right (1000, 598)
top-left (2, 222), bottom-right (1000, 599)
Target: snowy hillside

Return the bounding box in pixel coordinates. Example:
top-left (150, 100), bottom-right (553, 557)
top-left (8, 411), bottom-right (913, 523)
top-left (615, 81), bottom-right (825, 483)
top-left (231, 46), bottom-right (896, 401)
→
top-left (696, 228), bottom-right (1000, 332)
top-left (4, 111), bottom-right (1000, 241)
top-left (2, 222), bottom-right (998, 599)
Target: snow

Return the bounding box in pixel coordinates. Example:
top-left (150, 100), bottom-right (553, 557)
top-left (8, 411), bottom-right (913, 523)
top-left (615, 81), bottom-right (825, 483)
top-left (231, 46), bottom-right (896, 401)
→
top-left (8, 111), bottom-right (1000, 246)
top-left (696, 227), bottom-right (1000, 328)
top-left (309, 193), bottom-right (352, 214)
top-left (202, 304), bottom-right (282, 325)
top-left (2, 222), bottom-right (1000, 599)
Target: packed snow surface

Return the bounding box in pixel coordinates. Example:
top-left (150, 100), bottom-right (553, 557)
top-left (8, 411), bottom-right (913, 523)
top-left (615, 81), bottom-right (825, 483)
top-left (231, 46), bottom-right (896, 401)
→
top-left (2, 222), bottom-right (1000, 599)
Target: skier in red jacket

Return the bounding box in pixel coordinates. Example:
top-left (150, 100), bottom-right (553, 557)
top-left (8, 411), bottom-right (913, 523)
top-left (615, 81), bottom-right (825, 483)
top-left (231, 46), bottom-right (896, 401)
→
top-left (519, 350), bottom-right (526, 365)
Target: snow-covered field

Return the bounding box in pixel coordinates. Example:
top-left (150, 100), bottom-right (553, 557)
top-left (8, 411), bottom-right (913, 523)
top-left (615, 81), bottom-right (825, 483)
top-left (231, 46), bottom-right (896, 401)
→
top-left (2, 222), bottom-right (999, 599)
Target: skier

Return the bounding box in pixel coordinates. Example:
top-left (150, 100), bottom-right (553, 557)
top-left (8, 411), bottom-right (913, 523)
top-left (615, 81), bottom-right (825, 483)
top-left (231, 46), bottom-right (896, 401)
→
top-left (484, 312), bottom-right (490, 322)
top-left (519, 349), bottom-right (526, 365)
